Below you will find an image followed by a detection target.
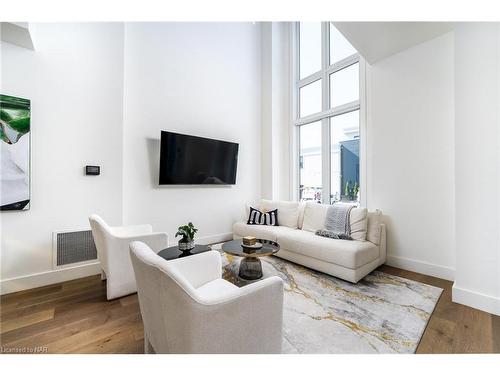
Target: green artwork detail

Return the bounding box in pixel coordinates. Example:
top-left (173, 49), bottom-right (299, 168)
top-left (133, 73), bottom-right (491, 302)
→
top-left (1, 94), bottom-right (31, 211)
top-left (0, 95), bottom-right (31, 144)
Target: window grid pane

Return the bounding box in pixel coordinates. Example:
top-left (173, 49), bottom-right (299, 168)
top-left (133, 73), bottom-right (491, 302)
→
top-left (299, 79), bottom-right (322, 118)
top-left (299, 122), bottom-right (322, 202)
top-left (329, 23), bottom-right (357, 65)
top-left (299, 22), bottom-right (322, 79)
top-left (329, 63), bottom-right (359, 108)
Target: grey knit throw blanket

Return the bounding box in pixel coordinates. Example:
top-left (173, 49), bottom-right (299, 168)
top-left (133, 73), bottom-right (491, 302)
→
top-left (315, 203), bottom-right (354, 240)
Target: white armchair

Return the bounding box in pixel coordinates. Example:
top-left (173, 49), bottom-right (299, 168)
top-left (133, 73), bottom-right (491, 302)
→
top-left (129, 241), bottom-right (284, 354)
top-left (89, 214), bottom-right (168, 300)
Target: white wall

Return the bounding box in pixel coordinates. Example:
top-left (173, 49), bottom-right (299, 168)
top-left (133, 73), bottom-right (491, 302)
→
top-left (453, 23), bottom-right (500, 315)
top-left (122, 23), bottom-right (262, 244)
top-left (0, 22), bottom-right (263, 294)
top-left (261, 23), bottom-right (273, 199)
top-left (261, 22), bottom-right (291, 201)
top-left (0, 23), bottom-right (124, 292)
top-left (366, 32), bottom-right (456, 280)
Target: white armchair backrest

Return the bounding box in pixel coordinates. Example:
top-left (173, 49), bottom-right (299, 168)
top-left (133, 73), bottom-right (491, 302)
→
top-left (89, 214), bottom-right (113, 272)
top-left (129, 241), bottom-right (171, 352)
top-left (130, 241), bottom-right (284, 354)
top-left (129, 241), bottom-right (207, 352)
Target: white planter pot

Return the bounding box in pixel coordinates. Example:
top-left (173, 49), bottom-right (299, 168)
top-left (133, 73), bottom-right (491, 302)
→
top-left (178, 240), bottom-right (195, 251)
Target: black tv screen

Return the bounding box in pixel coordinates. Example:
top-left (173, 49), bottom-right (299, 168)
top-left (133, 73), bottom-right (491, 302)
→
top-left (159, 131), bottom-right (239, 185)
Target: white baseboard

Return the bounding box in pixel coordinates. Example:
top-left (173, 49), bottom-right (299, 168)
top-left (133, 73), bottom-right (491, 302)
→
top-left (386, 254), bottom-right (455, 281)
top-left (2, 232), bottom-right (233, 296)
top-left (452, 283), bottom-right (500, 316)
top-left (0, 262), bottom-right (101, 296)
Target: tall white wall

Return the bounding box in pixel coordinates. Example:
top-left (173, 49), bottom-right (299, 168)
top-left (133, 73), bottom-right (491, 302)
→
top-left (366, 32), bottom-right (456, 280)
top-left (261, 22), bottom-right (291, 201)
top-left (0, 22), bottom-right (263, 294)
top-left (453, 23), bottom-right (500, 315)
top-left (0, 23), bottom-right (124, 292)
top-left (261, 23), bottom-right (273, 199)
top-left (122, 23), bottom-right (262, 243)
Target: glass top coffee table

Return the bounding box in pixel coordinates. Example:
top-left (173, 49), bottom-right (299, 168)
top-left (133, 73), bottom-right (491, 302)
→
top-left (157, 244), bottom-right (211, 261)
top-left (222, 239), bottom-right (280, 280)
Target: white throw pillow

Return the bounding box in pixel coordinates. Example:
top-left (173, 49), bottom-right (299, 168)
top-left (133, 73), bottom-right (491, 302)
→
top-left (260, 199), bottom-right (300, 229)
top-left (349, 207), bottom-right (368, 241)
top-left (302, 202), bottom-right (328, 232)
top-left (366, 209), bottom-right (383, 245)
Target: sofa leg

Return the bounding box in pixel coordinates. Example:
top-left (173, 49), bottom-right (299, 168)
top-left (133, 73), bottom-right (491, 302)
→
top-left (100, 270), bottom-right (106, 281)
top-left (144, 331), bottom-right (155, 354)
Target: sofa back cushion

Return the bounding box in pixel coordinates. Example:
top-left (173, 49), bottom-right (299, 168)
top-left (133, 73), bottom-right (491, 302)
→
top-left (260, 199), bottom-right (300, 229)
top-left (297, 202), bottom-right (306, 229)
top-left (366, 210), bottom-right (383, 245)
top-left (302, 202), bottom-right (328, 232)
top-left (302, 202), bottom-right (368, 241)
top-left (350, 207), bottom-right (368, 241)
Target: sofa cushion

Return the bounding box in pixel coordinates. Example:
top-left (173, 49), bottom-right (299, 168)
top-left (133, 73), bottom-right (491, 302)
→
top-left (233, 222), bottom-right (296, 242)
top-left (367, 210), bottom-right (383, 245)
top-left (260, 199), bottom-right (300, 229)
top-left (303, 202), bottom-right (368, 240)
top-left (350, 207), bottom-right (368, 241)
top-left (276, 230), bottom-right (379, 269)
top-left (302, 202), bottom-right (328, 232)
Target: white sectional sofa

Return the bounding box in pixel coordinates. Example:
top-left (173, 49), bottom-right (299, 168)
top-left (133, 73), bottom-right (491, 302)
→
top-left (233, 200), bottom-right (386, 283)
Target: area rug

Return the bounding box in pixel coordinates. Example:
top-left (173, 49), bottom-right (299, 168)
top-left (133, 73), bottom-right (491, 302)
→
top-left (210, 244), bottom-right (442, 354)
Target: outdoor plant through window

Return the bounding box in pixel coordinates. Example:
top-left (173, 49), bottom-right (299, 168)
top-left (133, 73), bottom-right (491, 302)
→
top-left (295, 22), bottom-right (361, 204)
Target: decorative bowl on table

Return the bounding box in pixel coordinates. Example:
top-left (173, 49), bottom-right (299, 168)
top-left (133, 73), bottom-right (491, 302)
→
top-left (241, 242), bottom-right (263, 250)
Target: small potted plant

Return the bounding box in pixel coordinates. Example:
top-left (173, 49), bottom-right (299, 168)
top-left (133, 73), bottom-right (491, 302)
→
top-left (175, 222), bottom-right (198, 252)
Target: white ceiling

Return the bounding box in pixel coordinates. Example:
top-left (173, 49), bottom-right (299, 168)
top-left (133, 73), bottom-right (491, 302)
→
top-left (1, 22), bottom-right (35, 50)
top-left (333, 22), bottom-right (454, 64)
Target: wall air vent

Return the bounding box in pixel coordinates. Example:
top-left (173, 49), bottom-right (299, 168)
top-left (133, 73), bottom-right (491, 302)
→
top-left (52, 229), bottom-right (98, 268)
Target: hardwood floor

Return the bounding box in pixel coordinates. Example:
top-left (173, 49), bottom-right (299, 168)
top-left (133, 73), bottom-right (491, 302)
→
top-left (1, 265), bottom-right (499, 354)
top-left (378, 265), bottom-right (500, 353)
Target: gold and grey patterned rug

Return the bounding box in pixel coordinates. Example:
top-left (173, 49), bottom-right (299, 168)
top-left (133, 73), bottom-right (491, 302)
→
top-left (211, 244), bottom-right (442, 354)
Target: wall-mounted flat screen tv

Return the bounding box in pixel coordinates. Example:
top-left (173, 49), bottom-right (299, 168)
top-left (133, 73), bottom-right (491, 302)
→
top-left (159, 131), bottom-right (239, 185)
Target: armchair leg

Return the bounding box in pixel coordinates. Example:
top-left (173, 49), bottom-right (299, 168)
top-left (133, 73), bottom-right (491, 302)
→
top-left (144, 331), bottom-right (155, 354)
top-left (100, 270), bottom-right (106, 281)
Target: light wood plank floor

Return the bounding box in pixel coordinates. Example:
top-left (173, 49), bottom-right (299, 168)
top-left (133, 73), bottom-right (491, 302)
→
top-left (1, 265), bottom-right (499, 354)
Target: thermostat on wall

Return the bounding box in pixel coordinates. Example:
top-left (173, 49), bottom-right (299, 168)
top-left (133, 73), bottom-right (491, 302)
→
top-left (85, 166), bottom-right (100, 175)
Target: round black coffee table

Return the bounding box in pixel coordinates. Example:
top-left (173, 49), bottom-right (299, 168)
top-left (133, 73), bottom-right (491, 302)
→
top-left (222, 239), bottom-right (280, 280)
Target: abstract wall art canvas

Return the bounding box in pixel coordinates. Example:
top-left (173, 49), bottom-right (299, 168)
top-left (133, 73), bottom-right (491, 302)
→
top-left (1, 94), bottom-right (31, 210)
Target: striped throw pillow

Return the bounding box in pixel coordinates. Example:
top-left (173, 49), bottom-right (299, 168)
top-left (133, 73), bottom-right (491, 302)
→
top-left (247, 207), bottom-right (279, 226)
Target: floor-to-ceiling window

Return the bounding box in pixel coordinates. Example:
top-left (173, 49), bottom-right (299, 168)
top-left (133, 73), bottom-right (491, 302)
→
top-left (293, 22), bottom-right (363, 204)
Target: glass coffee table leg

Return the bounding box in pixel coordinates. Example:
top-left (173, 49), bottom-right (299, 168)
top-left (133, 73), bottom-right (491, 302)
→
top-left (239, 257), bottom-right (263, 280)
